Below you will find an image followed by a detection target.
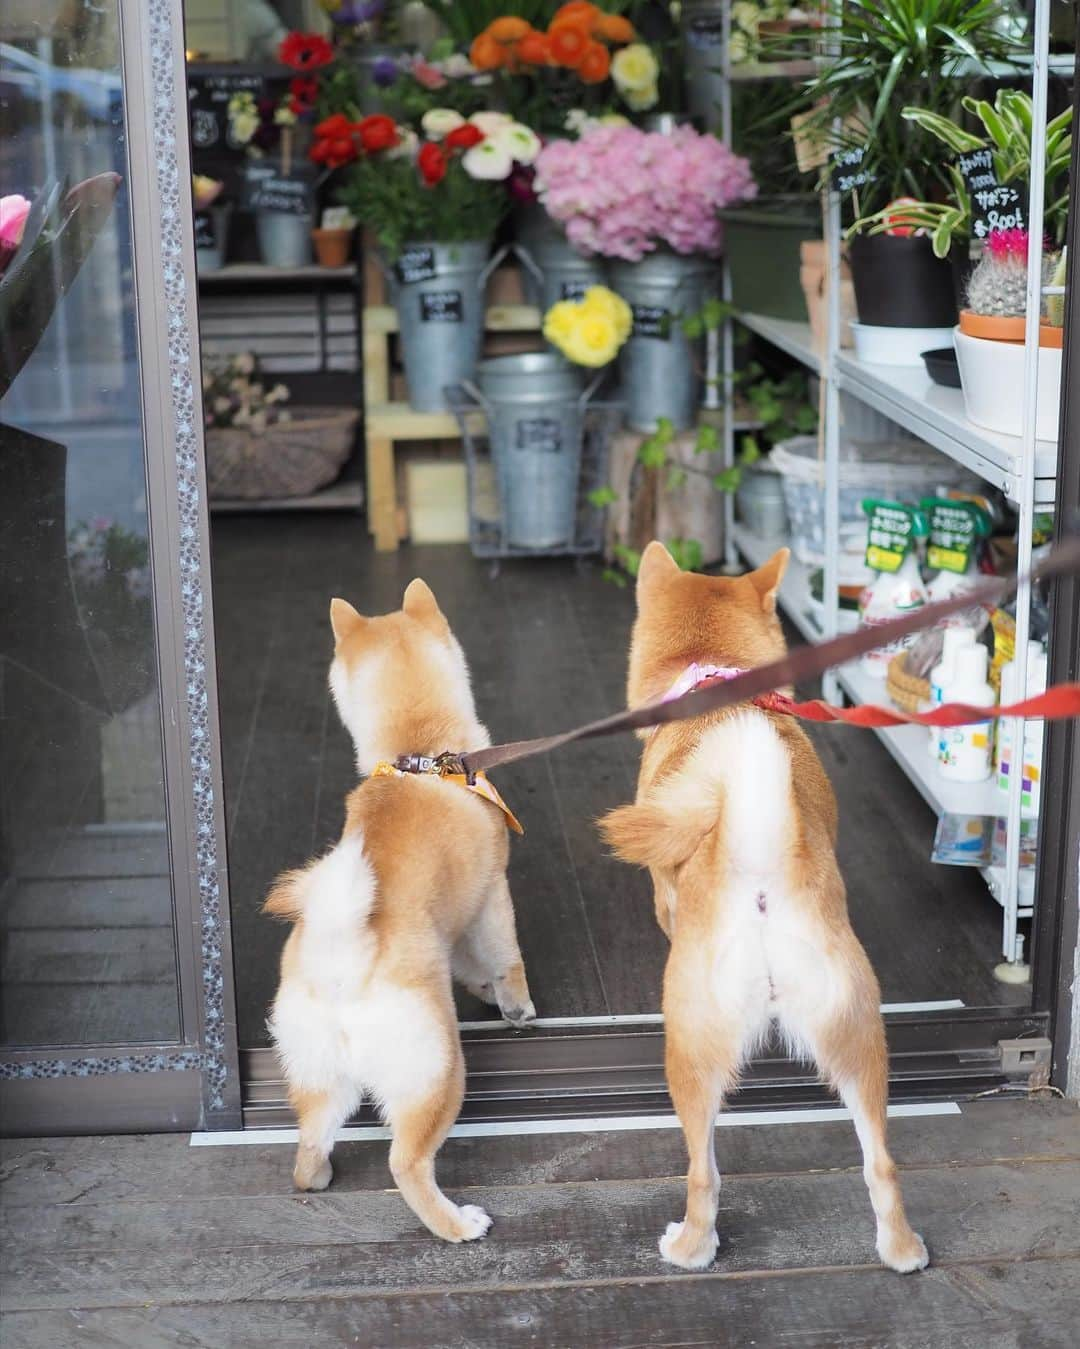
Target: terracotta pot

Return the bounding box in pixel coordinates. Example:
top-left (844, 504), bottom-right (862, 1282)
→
top-left (958, 310), bottom-right (1063, 348)
top-left (312, 227), bottom-right (352, 268)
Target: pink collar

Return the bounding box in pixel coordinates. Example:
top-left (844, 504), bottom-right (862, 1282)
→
top-left (661, 662), bottom-right (746, 703)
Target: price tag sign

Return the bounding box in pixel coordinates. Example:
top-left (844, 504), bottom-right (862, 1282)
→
top-left (560, 279), bottom-right (589, 301)
top-left (830, 144), bottom-right (875, 195)
top-left (194, 211), bottom-right (217, 250)
top-left (927, 501), bottom-right (978, 574)
top-left (396, 246), bottom-right (437, 285)
top-left (242, 161), bottom-right (314, 217)
top-left (865, 501), bottom-right (918, 574)
top-left (688, 16), bottom-right (724, 48)
top-left (516, 417), bottom-right (562, 454)
top-left (956, 148), bottom-right (1025, 237)
top-left (631, 304), bottom-right (672, 340)
top-left (420, 290), bottom-right (462, 322)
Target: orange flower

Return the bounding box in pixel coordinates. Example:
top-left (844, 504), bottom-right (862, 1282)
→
top-left (552, 2), bottom-right (600, 28)
top-left (487, 16), bottom-right (531, 42)
top-left (470, 31), bottom-right (506, 70)
top-left (578, 40), bottom-right (610, 83)
top-left (549, 18), bottom-right (591, 67)
top-left (595, 13), bottom-right (635, 44)
top-left (517, 28), bottom-right (551, 65)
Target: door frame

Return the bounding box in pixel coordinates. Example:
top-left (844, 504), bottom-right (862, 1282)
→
top-left (1, 0), bottom-right (241, 1134)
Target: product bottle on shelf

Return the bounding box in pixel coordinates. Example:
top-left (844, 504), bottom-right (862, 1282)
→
top-left (859, 501), bottom-right (928, 679)
top-left (938, 644), bottom-right (995, 783)
top-left (997, 641), bottom-right (1048, 818)
top-left (927, 626), bottom-right (976, 759)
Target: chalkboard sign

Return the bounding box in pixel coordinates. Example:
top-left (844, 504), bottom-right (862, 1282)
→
top-left (560, 279), bottom-right (589, 301)
top-left (516, 417), bottom-right (563, 454)
top-left (830, 144), bottom-right (875, 195)
top-left (632, 304), bottom-right (672, 340)
top-left (688, 16), bottom-right (724, 48)
top-left (243, 161), bottom-right (315, 216)
top-left (420, 290), bottom-right (463, 322)
top-left (188, 67), bottom-right (268, 154)
top-left (194, 211), bottom-right (217, 249)
top-left (956, 148), bottom-right (1025, 237)
top-left (396, 246), bottom-right (437, 285)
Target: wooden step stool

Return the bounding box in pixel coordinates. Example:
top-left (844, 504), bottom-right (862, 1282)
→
top-left (363, 302), bottom-right (541, 550)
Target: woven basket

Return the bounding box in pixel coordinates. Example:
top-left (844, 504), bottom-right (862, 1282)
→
top-left (205, 406), bottom-right (359, 500)
top-left (886, 650), bottom-right (931, 714)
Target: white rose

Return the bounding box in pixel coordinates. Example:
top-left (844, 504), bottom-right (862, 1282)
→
top-left (611, 43), bottom-right (660, 94)
top-left (495, 122), bottom-right (541, 165)
top-left (469, 111), bottom-right (513, 134)
top-left (729, 31), bottom-right (750, 64)
top-left (462, 140), bottom-right (514, 181)
top-left (421, 108), bottom-right (466, 139)
top-left (732, 2), bottom-right (760, 35)
top-left (440, 54), bottom-right (476, 79)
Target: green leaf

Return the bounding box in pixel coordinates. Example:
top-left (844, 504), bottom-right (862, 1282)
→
top-left (695, 423), bottom-right (720, 454)
top-left (739, 435), bottom-right (761, 466)
top-left (667, 538), bottom-right (704, 573)
top-left (612, 544), bottom-right (641, 577)
top-left (712, 468), bottom-right (742, 493)
top-left (601, 567), bottom-right (628, 589)
top-left (654, 417), bottom-right (675, 444)
top-left (588, 486), bottom-right (618, 508)
top-left (638, 439), bottom-right (668, 470)
top-left (666, 468), bottom-right (688, 492)
top-left (792, 405), bottom-right (818, 433)
top-left (681, 313), bottom-right (705, 340)
top-left (900, 106), bottom-right (983, 154)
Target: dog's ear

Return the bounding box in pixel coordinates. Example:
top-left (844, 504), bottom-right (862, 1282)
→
top-left (329, 597), bottom-right (365, 646)
top-left (403, 577), bottom-right (450, 637)
top-left (636, 540), bottom-right (679, 604)
top-left (747, 548), bottom-right (789, 614)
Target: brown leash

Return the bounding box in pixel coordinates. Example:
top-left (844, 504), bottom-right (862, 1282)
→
top-left (459, 536), bottom-right (1080, 777)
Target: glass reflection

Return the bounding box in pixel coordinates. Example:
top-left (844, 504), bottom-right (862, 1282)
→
top-left (0, 6), bottom-right (180, 1046)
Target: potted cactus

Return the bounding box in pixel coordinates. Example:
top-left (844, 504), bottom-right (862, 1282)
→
top-left (954, 231), bottom-right (1065, 442)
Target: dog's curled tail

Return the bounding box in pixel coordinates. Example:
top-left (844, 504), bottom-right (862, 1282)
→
top-left (598, 796), bottom-right (720, 871)
top-left (262, 832), bottom-right (376, 925)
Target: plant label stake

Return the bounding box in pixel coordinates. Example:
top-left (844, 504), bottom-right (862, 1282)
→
top-left (956, 148), bottom-right (1025, 238)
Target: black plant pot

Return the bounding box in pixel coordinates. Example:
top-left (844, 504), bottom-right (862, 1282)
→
top-left (848, 233), bottom-right (958, 329)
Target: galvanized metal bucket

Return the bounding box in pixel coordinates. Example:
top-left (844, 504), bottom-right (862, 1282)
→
top-left (609, 252), bottom-right (718, 432)
top-left (389, 240), bottom-right (503, 413)
top-left (255, 211), bottom-right (312, 267)
top-left (512, 211), bottom-right (608, 314)
top-left (681, 0), bottom-right (725, 133)
top-left (465, 352), bottom-right (599, 549)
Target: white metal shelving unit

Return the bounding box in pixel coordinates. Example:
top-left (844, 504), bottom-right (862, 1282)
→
top-left (723, 1), bottom-right (1063, 974)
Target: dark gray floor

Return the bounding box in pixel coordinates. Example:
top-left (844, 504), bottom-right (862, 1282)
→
top-left (2, 1097), bottom-right (1078, 1346)
top-left (210, 515), bottom-right (1026, 1046)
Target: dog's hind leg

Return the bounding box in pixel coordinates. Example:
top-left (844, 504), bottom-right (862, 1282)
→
top-left (455, 876), bottom-right (535, 1027)
top-left (291, 1082), bottom-right (355, 1191)
top-left (384, 1005), bottom-right (492, 1243)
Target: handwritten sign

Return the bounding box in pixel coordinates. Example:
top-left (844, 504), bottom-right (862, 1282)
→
top-left (560, 279), bottom-right (590, 301)
top-left (188, 68), bottom-right (266, 154)
top-left (631, 304), bottom-right (672, 340)
top-left (516, 417), bottom-right (563, 454)
top-left (420, 290), bottom-right (463, 322)
top-left (830, 145), bottom-right (875, 195)
top-left (956, 148), bottom-right (1025, 237)
top-left (396, 246), bottom-right (437, 285)
top-left (688, 16), bottom-right (724, 48)
top-left (243, 162), bottom-right (314, 217)
top-left (194, 211), bottom-right (217, 250)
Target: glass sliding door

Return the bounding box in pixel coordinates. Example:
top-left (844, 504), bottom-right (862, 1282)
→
top-left (0, 0), bottom-right (239, 1132)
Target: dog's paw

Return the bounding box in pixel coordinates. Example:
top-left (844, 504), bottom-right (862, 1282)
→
top-left (878, 1228), bottom-right (929, 1274)
top-left (449, 1203), bottom-right (493, 1242)
top-left (293, 1157), bottom-right (333, 1193)
top-left (501, 998), bottom-right (537, 1029)
top-left (659, 1219), bottom-right (718, 1271)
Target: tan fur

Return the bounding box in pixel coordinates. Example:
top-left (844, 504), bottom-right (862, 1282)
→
top-left (265, 582), bottom-right (534, 1243)
top-left (599, 541), bottom-right (928, 1275)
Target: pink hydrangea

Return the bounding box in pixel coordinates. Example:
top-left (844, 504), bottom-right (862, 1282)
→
top-left (533, 125), bottom-right (756, 262)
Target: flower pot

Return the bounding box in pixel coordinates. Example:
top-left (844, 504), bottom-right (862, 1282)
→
top-left (850, 321), bottom-right (956, 367)
top-left (194, 205), bottom-right (231, 271)
top-left (958, 310), bottom-right (1063, 348)
top-left (848, 233), bottom-right (958, 329)
top-left (718, 197), bottom-right (821, 321)
top-left (609, 252), bottom-right (718, 433)
top-left (312, 227), bottom-right (352, 268)
top-left (954, 328), bottom-right (1061, 442)
top-left (391, 239), bottom-right (496, 413)
top-left (256, 211), bottom-right (313, 267)
top-left (204, 406), bottom-right (360, 499)
top-left (513, 208), bottom-right (608, 314)
top-left (471, 352), bottom-right (589, 549)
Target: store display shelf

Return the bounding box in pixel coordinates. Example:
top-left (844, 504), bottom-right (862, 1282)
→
top-left (198, 263), bottom-right (356, 284)
top-left (737, 313), bottom-right (821, 372)
top-left (728, 58), bottom-right (824, 82)
top-left (835, 351), bottom-right (1058, 506)
top-left (209, 478), bottom-right (364, 514)
top-left (730, 523), bottom-right (818, 642)
top-left (981, 866), bottom-right (1035, 919)
top-left (835, 662), bottom-right (1002, 820)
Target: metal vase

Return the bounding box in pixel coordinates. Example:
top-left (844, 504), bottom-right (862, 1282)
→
top-left (681, 0), bottom-right (726, 133)
top-left (256, 211), bottom-right (312, 267)
top-left (392, 240), bottom-right (495, 413)
top-left (609, 252), bottom-right (718, 433)
top-left (514, 206), bottom-right (608, 311)
top-left (471, 352), bottom-right (589, 550)
top-left (195, 205), bottom-right (231, 272)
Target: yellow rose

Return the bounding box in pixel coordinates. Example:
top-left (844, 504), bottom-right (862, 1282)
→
top-left (580, 286), bottom-right (632, 343)
top-left (611, 43), bottom-right (660, 94)
top-left (561, 312), bottom-right (620, 368)
top-left (622, 82), bottom-right (659, 112)
top-left (543, 300), bottom-right (579, 346)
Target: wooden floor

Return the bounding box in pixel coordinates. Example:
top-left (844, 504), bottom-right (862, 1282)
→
top-left (2, 1097), bottom-right (1078, 1345)
top-left (211, 515), bottom-right (1025, 1045)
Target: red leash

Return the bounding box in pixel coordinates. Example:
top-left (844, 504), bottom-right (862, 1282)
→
top-left (752, 684), bottom-right (1080, 729)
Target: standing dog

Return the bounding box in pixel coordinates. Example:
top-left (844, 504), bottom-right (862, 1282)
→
top-left (600, 541), bottom-right (928, 1274)
top-left (265, 579), bottom-right (535, 1242)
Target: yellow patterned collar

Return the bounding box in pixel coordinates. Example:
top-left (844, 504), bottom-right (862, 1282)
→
top-left (370, 757), bottom-right (524, 835)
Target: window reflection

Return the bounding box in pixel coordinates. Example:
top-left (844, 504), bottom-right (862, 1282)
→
top-left (0, 7), bottom-right (180, 1047)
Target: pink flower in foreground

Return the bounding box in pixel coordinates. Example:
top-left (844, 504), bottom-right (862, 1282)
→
top-left (0, 194), bottom-right (31, 250)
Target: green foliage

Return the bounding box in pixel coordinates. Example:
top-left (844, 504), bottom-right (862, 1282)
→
top-left (666, 538), bottom-right (704, 573)
top-left (636, 417), bottom-right (675, 469)
top-left (612, 543), bottom-right (642, 577)
top-left (853, 92), bottom-right (1073, 256)
top-left (422, 1), bottom-right (558, 46)
top-left (795, 0), bottom-right (1022, 218)
top-left (336, 155), bottom-right (510, 260)
top-left (681, 297), bottom-right (736, 340)
top-left (588, 484), bottom-right (619, 508)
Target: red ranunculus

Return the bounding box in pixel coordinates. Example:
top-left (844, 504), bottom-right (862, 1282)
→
top-left (289, 76), bottom-right (319, 116)
top-left (314, 112), bottom-right (351, 139)
top-left (418, 141), bottom-right (447, 186)
top-left (445, 123), bottom-right (484, 150)
top-left (310, 127), bottom-right (359, 170)
top-left (357, 114), bottom-right (398, 153)
top-left (279, 31), bottom-right (334, 70)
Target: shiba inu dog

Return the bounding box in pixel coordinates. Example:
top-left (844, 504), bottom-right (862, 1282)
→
top-left (600, 541), bottom-right (928, 1275)
top-left (265, 579), bottom-right (534, 1242)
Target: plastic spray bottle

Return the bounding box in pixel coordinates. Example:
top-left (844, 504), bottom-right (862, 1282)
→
top-left (858, 501), bottom-right (928, 679)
